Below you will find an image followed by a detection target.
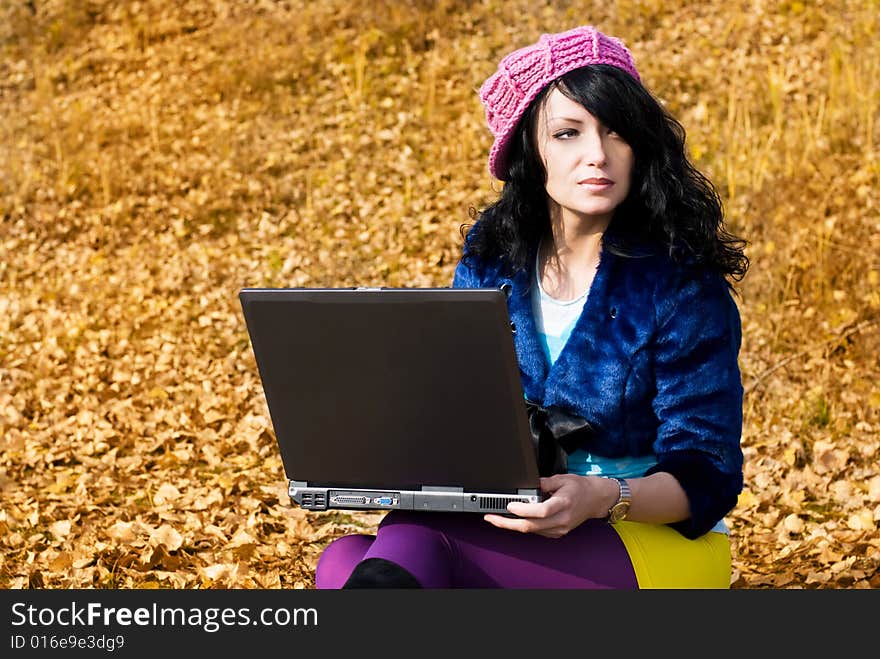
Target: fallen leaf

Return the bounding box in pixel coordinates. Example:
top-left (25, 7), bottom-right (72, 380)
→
top-left (868, 476), bottom-right (880, 502)
top-left (154, 483), bottom-right (181, 505)
top-left (149, 524), bottom-right (183, 552)
top-left (49, 520), bottom-right (72, 540)
top-left (783, 514), bottom-right (804, 534)
top-left (49, 551), bottom-right (73, 571)
top-left (846, 511), bottom-right (875, 531)
top-left (106, 521), bottom-right (138, 543)
top-left (811, 440), bottom-right (848, 474)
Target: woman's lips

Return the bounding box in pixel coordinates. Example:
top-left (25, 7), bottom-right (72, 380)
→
top-left (578, 177), bottom-right (614, 190)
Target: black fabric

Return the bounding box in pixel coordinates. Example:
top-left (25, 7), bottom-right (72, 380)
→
top-left (646, 450), bottom-right (743, 539)
top-left (342, 558), bottom-right (422, 589)
top-left (525, 400), bottom-right (595, 476)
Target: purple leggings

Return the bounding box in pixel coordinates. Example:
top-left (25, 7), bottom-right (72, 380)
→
top-left (315, 510), bottom-right (637, 589)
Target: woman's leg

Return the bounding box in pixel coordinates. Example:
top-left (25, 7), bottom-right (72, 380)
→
top-left (314, 534), bottom-right (375, 589)
top-left (357, 510), bottom-right (638, 589)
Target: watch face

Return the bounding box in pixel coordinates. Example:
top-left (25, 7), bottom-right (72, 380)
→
top-left (609, 502), bottom-right (630, 523)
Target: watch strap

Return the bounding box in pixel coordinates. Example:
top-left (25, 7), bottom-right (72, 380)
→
top-left (605, 477), bottom-right (632, 523)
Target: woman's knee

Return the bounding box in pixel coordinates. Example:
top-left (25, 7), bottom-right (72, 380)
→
top-left (314, 534), bottom-right (375, 589)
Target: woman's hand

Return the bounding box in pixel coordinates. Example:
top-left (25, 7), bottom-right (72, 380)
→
top-left (484, 474), bottom-right (617, 538)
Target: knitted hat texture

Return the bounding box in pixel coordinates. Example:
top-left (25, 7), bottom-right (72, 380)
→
top-left (479, 25), bottom-right (640, 180)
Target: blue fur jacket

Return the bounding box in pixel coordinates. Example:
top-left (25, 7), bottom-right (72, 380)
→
top-left (452, 238), bottom-right (744, 540)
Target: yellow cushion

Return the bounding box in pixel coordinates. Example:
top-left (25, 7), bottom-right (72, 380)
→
top-left (611, 520), bottom-right (731, 589)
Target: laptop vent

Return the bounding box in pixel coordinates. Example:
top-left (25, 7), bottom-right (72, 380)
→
top-left (480, 496), bottom-right (528, 511)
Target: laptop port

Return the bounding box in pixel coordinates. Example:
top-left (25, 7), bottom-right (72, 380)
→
top-left (372, 496), bottom-right (398, 506)
top-left (331, 495), bottom-right (371, 505)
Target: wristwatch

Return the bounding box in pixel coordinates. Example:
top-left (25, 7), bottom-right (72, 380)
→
top-left (605, 477), bottom-right (632, 523)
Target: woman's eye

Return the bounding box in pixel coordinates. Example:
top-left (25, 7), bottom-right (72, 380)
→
top-left (553, 129), bottom-right (577, 139)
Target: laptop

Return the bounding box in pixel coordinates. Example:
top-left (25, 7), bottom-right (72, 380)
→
top-left (239, 286), bottom-right (543, 514)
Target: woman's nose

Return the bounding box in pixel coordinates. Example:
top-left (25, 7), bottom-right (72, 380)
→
top-left (581, 130), bottom-right (607, 166)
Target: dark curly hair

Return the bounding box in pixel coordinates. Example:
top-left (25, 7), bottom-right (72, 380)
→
top-left (462, 65), bottom-right (749, 284)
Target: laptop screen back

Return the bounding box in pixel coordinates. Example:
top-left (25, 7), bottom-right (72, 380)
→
top-left (239, 288), bottom-right (539, 493)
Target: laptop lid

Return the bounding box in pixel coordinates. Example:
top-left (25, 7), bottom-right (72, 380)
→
top-left (239, 287), bottom-right (540, 496)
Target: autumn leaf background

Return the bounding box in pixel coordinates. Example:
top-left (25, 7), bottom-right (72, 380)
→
top-left (1, 0), bottom-right (878, 589)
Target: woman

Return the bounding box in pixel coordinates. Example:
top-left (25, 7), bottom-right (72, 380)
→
top-left (315, 25), bottom-right (748, 588)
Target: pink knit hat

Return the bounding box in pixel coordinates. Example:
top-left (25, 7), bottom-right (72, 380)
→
top-left (479, 25), bottom-right (641, 180)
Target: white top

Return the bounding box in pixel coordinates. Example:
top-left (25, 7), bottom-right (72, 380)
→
top-left (531, 255), bottom-right (589, 364)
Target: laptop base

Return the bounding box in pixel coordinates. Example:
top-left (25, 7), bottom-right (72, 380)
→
top-left (289, 481), bottom-right (541, 514)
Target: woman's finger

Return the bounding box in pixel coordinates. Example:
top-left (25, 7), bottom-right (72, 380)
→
top-left (483, 513), bottom-right (538, 533)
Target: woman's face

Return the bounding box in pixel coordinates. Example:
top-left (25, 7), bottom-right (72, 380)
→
top-left (535, 87), bottom-right (634, 227)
